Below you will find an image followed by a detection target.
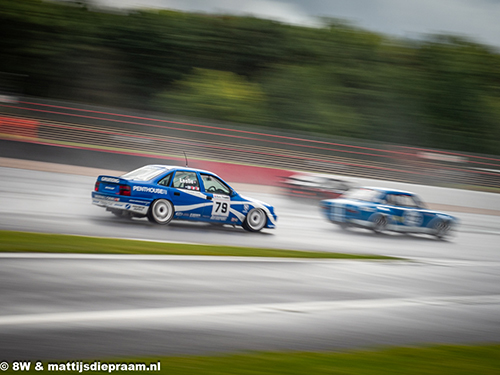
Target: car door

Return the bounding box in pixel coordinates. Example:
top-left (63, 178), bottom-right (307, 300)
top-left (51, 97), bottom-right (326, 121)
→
top-left (199, 173), bottom-right (234, 223)
top-left (388, 194), bottom-right (424, 230)
top-left (169, 170), bottom-right (211, 219)
top-left (385, 194), bottom-right (409, 228)
top-left (399, 195), bottom-right (425, 229)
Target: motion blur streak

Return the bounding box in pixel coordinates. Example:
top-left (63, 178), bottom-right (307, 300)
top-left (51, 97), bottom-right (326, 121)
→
top-left (2, 102), bottom-right (419, 157)
top-left (1, 98), bottom-right (500, 188)
top-left (12, 101), bottom-right (500, 163)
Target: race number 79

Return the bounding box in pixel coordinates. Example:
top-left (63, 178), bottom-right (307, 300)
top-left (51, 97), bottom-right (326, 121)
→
top-left (212, 199), bottom-right (229, 217)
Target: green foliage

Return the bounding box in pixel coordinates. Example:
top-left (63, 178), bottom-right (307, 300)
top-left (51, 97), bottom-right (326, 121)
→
top-left (415, 35), bottom-right (500, 153)
top-left (156, 68), bottom-right (267, 124)
top-left (1, 0), bottom-right (500, 154)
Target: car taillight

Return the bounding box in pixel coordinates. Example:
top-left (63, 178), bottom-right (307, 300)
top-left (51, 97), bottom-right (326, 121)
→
top-left (119, 185), bottom-right (131, 196)
top-left (94, 181), bottom-right (100, 191)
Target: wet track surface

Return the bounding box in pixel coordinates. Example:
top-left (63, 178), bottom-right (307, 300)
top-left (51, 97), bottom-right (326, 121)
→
top-left (1, 166), bottom-right (500, 359)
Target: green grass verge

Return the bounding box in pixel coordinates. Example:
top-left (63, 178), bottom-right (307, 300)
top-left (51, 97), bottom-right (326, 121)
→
top-left (0, 230), bottom-right (397, 259)
top-left (2, 345), bottom-right (499, 374)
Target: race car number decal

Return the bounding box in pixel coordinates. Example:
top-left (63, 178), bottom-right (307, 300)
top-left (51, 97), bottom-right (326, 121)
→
top-left (403, 210), bottom-right (423, 227)
top-left (211, 197), bottom-right (230, 217)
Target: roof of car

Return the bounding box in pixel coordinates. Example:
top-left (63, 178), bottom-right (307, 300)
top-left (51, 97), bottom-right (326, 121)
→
top-left (145, 164), bottom-right (215, 175)
top-left (289, 173), bottom-right (348, 181)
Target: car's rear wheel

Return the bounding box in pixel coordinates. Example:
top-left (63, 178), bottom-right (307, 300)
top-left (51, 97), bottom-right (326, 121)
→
top-left (243, 208), bottom-right (267, 232)
top-left (147, 199), bottom-right (174, 225)
top-left (372, 214), bottom-right (387, 234)
top-left (434, 220), bottom-right (450, 240)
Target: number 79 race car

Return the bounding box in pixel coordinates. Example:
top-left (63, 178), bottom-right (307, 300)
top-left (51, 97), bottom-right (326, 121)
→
top-left (320, 187), bottom-right (458, 239)
top-left (92, 165), bottom-right (277, 232)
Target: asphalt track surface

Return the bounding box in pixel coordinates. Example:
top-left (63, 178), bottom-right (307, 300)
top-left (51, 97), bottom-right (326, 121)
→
top-left (1, 165), bottom-right (500, 360)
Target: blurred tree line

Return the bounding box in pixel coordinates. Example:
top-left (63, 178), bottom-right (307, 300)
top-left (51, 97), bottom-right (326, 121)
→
top-left (1, 0), bottom-right (500, 154)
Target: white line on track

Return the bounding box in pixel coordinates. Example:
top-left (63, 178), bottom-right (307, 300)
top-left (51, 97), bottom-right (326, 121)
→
top-left (1, 295), bottom-right (500, 327)
top-left (4, 253), bottom-right (500, 267)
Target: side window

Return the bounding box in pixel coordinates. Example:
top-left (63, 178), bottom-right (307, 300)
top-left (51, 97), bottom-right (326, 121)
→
top-left (413, 195), bottom-right (425, 208)
top-left (386, 194), bottom-right (397, 206)
top-left (157, 173), bottom-right (173, 187)
top-left (387, 194), bottom-right (418, 207)
top-left (400, 195), bottom-right (419, 207)
top-left (172, 171), bottom-right (200, 191)
top-left (200, 174), bottom-right (231, 195)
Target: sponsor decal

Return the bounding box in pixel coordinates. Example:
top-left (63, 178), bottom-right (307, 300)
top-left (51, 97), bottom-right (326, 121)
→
top-left (180, 178), bottom-right (196, 184)
top-left (186, 186), bottom-right (200, 191)
top-left (243, 204), bottom-right (249, 213)
top-left (101, 177), bottom-right (120, 183)
top-left (404, 210), bottom-right (423, 227)
top-left (96, 197), bottom-right (121, 202)
top-left (214, 194), bottom-right (230, 200)
top-left (133, 186), bottom-right (168, 194)
top-left (393, 215), bottom-right (404, 223)
top-left (361, 206), bottom-right (375, 212)
top-left (190, 213), bottom-right (201, 218)
top-left (210, 216), bottom-right (226, 221)
top-left (231, 218), bottom-right (238, 222)
top-left (130, 199), bottom-right (149, 204)
top-left (108, 202), bottom-right (126, 208)
top-left (125, 204), bottom-right (131, 209)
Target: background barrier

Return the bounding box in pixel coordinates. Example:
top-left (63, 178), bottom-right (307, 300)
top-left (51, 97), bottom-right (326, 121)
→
top-left (1, 97), bottom-right (499, 190)
top-left (0, 116), bottom-right (38, 139)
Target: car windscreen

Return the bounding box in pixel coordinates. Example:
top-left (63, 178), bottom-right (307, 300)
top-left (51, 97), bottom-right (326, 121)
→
top-left (120, 166), bottom-right (168, 181)
top-left (342, 188), bottom-right (381, 202)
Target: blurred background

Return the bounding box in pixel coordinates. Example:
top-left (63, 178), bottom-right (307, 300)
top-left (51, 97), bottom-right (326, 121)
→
top-left (1, 0), bottom-right (500, 190)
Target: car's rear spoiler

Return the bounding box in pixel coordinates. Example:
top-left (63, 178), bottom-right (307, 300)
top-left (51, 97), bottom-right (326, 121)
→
top-left (97, 175), bottom-right (128, 184)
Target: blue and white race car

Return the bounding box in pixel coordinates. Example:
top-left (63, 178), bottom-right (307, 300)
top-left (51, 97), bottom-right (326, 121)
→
top-left (92, 165), bottom-right (277, 232)
top-left (320, 187), bottom-right (458, 239)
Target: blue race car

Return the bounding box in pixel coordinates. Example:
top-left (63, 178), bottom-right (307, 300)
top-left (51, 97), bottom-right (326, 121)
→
top-left (320, 187), bottom-right (458, 239)
top-left (92, 165), bottom-right (277, 232)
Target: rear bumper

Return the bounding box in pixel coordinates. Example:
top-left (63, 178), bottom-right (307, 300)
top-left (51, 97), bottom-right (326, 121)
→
top-left (91, 192), bottom-right (150, 215)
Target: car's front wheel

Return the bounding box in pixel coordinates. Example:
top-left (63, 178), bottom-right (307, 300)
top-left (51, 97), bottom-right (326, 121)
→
top-left (147, 199), bottom-right (174, 225)
top-left (243, 208), bottom-right (267, 232)
top-left (372, 214), bottom-right (387, 234)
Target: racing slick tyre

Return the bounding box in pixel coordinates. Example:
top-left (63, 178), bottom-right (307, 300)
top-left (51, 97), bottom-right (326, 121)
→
top-left (242, 208), bottom-right (267, 232)
top-left (372, 214), bottom-right (387, 234)
top-left (434, 220), bottom-right (451, 240)
top-left (147, 199), bottom-right (174, 225)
